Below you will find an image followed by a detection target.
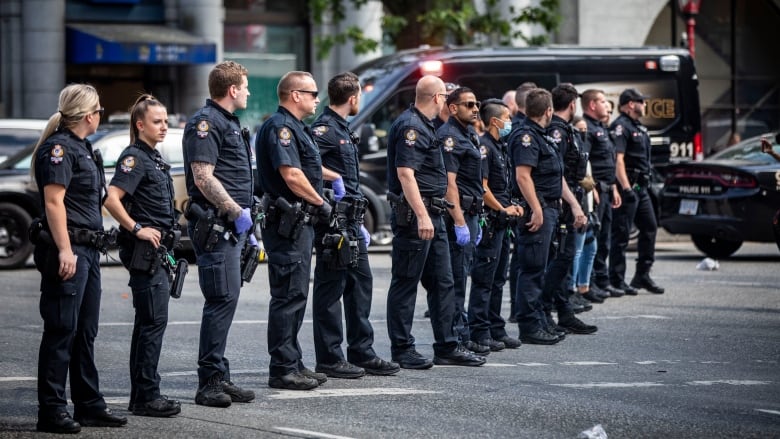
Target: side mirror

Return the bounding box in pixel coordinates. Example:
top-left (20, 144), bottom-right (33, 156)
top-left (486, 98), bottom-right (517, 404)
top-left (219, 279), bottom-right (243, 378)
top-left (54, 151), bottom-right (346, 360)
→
top-left (357, 123), bottom-right (379, 157)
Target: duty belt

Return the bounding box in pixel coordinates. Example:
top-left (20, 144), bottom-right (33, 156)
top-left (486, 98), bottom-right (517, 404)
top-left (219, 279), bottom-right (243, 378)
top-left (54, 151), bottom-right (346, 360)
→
top-left (421, 196), bottom-right (453, 215)
top-left (461, 196), bottom-right (484, 216)
top-left (68, 227), bottom-right (117, 251)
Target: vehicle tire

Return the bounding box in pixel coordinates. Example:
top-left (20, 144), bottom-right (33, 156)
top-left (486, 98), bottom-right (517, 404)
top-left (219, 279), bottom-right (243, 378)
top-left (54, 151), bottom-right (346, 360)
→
top-left (691, 234), bottom-right (743, 259)
top-left (0, 202), bottom-right (34, 269)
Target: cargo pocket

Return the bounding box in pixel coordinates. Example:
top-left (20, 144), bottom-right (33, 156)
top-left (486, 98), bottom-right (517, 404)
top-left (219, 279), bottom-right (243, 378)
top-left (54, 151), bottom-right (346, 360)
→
top-left (40, 282), bottom-right (78, 332)
top-left (390, 238), bottom-right (425, 279)
top-left (517, 232), bottom-right (545, 271)
top-left (197, 252), bottom-right (228, 300)
top-left (267, 251), bottom-right (302, 298)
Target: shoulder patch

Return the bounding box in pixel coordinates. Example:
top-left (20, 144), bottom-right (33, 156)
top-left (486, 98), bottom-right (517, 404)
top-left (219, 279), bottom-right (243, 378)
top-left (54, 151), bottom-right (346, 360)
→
top-left (279, 127), bottom-right (292, 146)
top-left (479, 144), bottom-right (488, 158)
top-left (550, 129), bottom-right (562, 143)
top-left (404, 129), bottom-right (417, 147)
top-left (120, 156), bottom-right (136, 173)
top-left (443, 137), bottom-right (455, 152)
top-left (312, 126), bottom-right (328, 137)
top-left (50, 144), bottom-right (65, 164)
top-left (521, 133), bottom-right (532, 148)
top-left (614, 124), bottom-right (623, 136)
top-left (196, 120), bottom-right (209, 138)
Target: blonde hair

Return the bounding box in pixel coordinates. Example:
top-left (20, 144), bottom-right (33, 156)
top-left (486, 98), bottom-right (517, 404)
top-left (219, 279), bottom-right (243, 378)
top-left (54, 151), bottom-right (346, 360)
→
top-left (30, 84), bottom-right (100, 185)
top-left (129, 94), bottom-right (166, 144)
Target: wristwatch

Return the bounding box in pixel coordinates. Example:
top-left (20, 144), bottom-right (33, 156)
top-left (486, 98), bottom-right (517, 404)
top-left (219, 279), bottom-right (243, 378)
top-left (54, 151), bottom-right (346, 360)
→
top-left (132, 223), bottom-right (142, 235)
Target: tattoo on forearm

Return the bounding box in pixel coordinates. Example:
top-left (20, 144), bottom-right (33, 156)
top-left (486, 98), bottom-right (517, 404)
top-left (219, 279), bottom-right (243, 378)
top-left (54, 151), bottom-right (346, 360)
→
top-left (191, 162), bottom-right (241, 219)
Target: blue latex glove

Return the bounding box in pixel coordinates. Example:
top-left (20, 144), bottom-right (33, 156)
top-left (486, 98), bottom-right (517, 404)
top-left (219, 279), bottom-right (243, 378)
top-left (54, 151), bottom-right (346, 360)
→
top-left (234, 208), bottom-right (253, 234)
top-left (248, 233), bottom-right (258, 247)
top-left (454, 224), bottom-right (470, 246)
top-left (475, 226), bottom-right (482, 246)
top-left (332, 176), bottom-right (346, 201)
top-left (360, 225), bottom-right (371, 248)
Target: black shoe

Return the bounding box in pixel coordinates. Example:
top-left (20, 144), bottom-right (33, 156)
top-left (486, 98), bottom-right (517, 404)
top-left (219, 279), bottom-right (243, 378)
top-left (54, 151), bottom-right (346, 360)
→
top-left (558, 316), bottom-right (598, 334)
top-left (464, 340), bottom-right (491, 356)
top-left (569, 293), bottom-right (593, 313)
top-left (496, 335), bottom-right (522, 349)
top-left (617, 282), bottom-right (639, 296)
top-left (316, 360), bottom-right (366, 379)
top-left (195, 374), bottom-right (232, 407)
top-left (631, 273), bottom-right (665, 294)
top-left (132, 396), bottom-right (181, 417)
top-left (300, 367), bottom-right (328, 384)
top-left (392, 349), bottom-right (434, 370)
top-left (590, 284), bottom-right (611, 299)
top-left (423, 309), bottom-right (430, 318)
top-left (478, 338), bottom-right (506, 352)
top-left (353, 357), bottom-right (401, 376)
top-left (508, 315), bottom-right (518, 324)
top-left (37, 412), bottom-right (81, 434)
top-left (268, 371), bottom-right (319, 390)
top-left (74, 408), bottom-right (128, 427)
top-left (520, 329), bottom-right (560, 345)
top-left (544, 319), bottom-right (566, 339)
top-left (222, 380), bottom-right (255, 402)
top-left (582, 290), bottom-right (605, 303)
top-left (433, 347), bottom-right (486, 367)
top-left (604, 284), bottom-right (626, 297)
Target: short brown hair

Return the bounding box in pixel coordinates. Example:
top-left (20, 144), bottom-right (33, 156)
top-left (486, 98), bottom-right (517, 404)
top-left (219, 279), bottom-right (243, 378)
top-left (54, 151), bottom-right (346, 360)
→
top-left (208, 61), bottom-right (248, 99)
top-left (525, 89), bottom-right (552, 119)
top-left (328, 72), bottom-right (360, 106)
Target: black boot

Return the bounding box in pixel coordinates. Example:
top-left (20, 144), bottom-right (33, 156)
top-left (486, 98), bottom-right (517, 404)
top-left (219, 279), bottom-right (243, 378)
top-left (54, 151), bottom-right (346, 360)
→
top-left (630, 267), bottom-right (665, 294)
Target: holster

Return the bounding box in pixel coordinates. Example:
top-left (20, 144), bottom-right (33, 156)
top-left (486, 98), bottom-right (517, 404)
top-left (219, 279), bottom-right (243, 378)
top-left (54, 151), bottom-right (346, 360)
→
top-left (169, 258), bottom-right (188, 299)
top-left (129, 239), bottom-right (157, 273)
top-left (240, 244), bottom-right (260, 284)
top-left (320, 232), bottom-right (357, 270)
top-left (275, 197), bottom-right (307, 240)
top-left (187, 202), bottom-right (228, 251)
top-left (388, 192), bottom-right (413, 227)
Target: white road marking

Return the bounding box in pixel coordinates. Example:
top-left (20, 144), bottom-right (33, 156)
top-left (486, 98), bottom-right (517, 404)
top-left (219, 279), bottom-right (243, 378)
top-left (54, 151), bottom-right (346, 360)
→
top-left (554, 382), bottom-right (666, 389)
top-left (686, 380), bottom-right (771, 386)
top-left (274, 427), bottom-right (356, 439)
top-left (596, 315), bottom-right (669, 320)
top-left (0, 377), bottom-right (35, 382)
top-left (516, 362), bottom-right (549, 367)
top-left (483, 363), bottom-right (517, 367)
top-left (635, 360), bottom-right (681, 365)
top-left (267, 387), bottom-right (440, 400)
top-left (561, 361), bottom-right (618, 366)
top-left (104, 397), bottom-right (130, 404)
top-left (756, 409), bottom-right (780, 416)
top-left (161, 369), bottom-right (265, 377)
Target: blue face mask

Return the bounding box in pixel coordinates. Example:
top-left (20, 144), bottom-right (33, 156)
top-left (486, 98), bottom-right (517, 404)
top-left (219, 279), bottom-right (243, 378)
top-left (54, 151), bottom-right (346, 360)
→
top-left (498, 120), bottom-right (512, 138)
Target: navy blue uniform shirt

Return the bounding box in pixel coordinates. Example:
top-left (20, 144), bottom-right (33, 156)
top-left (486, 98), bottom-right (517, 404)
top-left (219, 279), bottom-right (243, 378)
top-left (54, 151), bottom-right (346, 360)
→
top-left (109, 140), bottom-right (175, 229)
top-left (311, 107), bottom-right (362, 199)
top-left (508, 119), bottom-right (562, 200)
top-left (610, 112), bottom-right (652, 175)
top-left (387, 105), bottom-right (446, 198)
top-left (548, 114), bottom-right (586, 188)
top-left (183, 99), bottom-right (253, 208)
top-left (479, 132), bottom-right (512, 207)
top-left (584, 114), bottom-right (616, 185)
top-left (439, 117), bottom-right (483, 201)
top-left (256, 106), bottom-right (323, 200)
top-left (35, 129), bottom-right (103, 230)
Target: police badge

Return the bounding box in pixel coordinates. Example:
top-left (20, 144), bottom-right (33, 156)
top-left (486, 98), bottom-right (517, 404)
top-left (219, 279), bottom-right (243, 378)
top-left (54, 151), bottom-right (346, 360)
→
top-left (120, 156), bottom-right (136, 173)
top-left (50, 144), bottom-right (65, 164)
top-left (279, 127), bottom-right (292, 146)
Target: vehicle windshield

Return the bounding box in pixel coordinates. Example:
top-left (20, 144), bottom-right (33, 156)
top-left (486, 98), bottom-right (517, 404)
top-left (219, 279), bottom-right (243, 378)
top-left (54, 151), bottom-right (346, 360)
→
top-left (709, 133), bottom-right (780, 164)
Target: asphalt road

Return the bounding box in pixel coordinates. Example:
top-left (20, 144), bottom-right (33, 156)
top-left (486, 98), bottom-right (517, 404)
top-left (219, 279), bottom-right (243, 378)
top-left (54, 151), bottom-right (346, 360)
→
top-left (0, 240), bottom-right (778, 438)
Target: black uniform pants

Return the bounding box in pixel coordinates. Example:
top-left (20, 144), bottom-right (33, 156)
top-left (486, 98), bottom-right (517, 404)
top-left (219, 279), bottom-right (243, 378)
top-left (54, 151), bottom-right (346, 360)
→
top-left (468, 226), bottom-right (510, 342)
top-left (387, 211), bottom-right (458, 357)
top-left (609, 188), bottom-right (657, 285)
top-left (591, 185), bottom-right (613, 288)
top-left (312, 234), bottom-right (376, 365)
top-left (35, 244), bottom-right (107, 417)
top-left (508, 225), bottom-right (520, 319)
top-left (264, 223), bottom-right (314, 378)
top-left (447, 213), bottom-right (479, 342)
top-left (189, 223), bottom-right (245, 386)
top-left (542, 214), bottom-right (575, 319)
top-left (514, 206), bottom-right (559, 334)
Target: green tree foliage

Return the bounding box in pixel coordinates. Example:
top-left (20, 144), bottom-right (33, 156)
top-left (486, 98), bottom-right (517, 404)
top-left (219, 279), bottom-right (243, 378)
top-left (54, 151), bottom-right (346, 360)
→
top-left (310, 0), bottom-right (560, 60)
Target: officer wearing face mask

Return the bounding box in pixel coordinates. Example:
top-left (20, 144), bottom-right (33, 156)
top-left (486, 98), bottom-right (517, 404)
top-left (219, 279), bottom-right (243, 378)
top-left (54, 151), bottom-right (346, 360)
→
top-left (467, 99), bottom-right (523, 351)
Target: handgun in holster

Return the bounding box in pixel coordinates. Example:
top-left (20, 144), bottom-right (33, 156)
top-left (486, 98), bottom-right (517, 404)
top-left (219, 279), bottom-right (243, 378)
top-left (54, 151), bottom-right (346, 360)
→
top-left (186, 202), bottom-right (227, 251)
top-left (239, 196), bottom-right (263, 285)
top-left (275, 197), bottom-right (306, 240)
top-left (387, 192), bottom-right (412, 227)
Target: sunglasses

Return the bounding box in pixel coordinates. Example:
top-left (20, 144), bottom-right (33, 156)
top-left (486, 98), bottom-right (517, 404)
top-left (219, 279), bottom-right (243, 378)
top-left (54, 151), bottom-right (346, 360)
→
top-left (457, 101), bottom-right (480, 109)
top-left (93, 107), bottom-right (105, 117)
top-left (293, 90), bottom-right (319, 98)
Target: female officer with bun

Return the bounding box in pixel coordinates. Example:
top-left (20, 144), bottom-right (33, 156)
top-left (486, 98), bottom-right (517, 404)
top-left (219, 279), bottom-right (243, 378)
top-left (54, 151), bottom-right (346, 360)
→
top-left (32, 83), bottom-right (127, 433)
top-left (104, 94), bottom-right (181, 418)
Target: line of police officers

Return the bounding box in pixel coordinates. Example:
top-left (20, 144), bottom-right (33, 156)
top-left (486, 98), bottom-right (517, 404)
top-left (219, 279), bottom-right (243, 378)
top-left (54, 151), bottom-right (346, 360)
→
top-left (30, 62), bottom-right (664, 433)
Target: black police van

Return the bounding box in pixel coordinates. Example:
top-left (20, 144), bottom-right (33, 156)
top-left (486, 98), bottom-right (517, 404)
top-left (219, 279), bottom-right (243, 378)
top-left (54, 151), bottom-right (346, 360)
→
top-left (333, 46), bottom-right (702, 243)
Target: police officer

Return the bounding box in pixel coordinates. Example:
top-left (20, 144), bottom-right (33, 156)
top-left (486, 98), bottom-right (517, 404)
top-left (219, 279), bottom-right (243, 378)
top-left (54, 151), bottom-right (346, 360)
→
top-left (311, 72), bottom-right (400, 379)
top-left (32, 84), bottom-right (127, 433)
top-left (609, 89), bottom-right (665, 295)
top-left (438, 87), bottom-right (489, 355)
top-left (256, 71), bottom-right (332, 390)
top-left (104, 95), bottom-right (181, 418)
top-left (508, 88), bottom-right (582, 345)
top-left (542, 84), bottom-right (597, 335)
top-left (467, 99), bottom-right (523, 350)
top-left (183, 61), bottom-right (256, 407)
top-left (386, 75), bottom-right (485, 368)
top-left (580, 89), bottom-right (625, 298)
